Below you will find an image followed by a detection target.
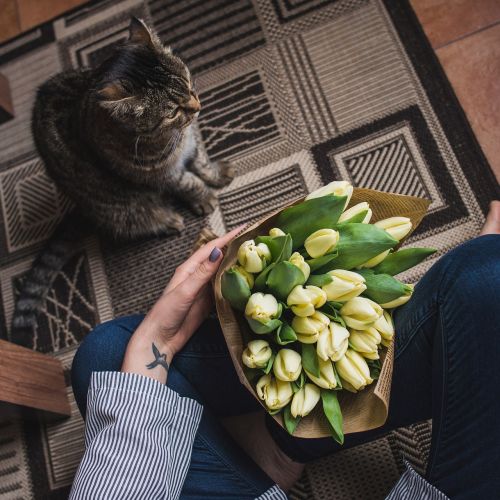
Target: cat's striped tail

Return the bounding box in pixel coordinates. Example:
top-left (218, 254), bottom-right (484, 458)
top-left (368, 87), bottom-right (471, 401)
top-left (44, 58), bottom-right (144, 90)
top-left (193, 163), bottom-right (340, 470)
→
top-left (11, 210), bottom-right (89, 348)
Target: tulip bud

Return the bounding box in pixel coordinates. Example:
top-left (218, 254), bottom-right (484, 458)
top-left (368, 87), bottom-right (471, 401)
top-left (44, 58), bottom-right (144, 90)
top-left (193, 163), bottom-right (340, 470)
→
top-left (273, 349), bottom-right (302, 382)
top-left (305, 181), bottom-right (353, 206)
top-left (287, 285), bottom-right (327, 317)
top-left (380, 284), bottom-right (414, 308)
top-left (242, 340), bottom-right (272, 369)
top-left (256, 374), bottom-right (293, 411)
top-left (349, 327), bottom-right (381, 360)
top-left (304, 228), bottom-right (340, 258)
top-left (358, 249), bottom-right (391, 269)
top-left (269, 227), bottom-right (286, 238)
top-left (289, 252), bottom-right (311, 281)
top-left (291, 383), bottom-right (321, 418)
top-left (237, 240), bottom-right (272, 273)
top-left (245, 293), bottom-right (280, 321)
top-left (373, 310), bottom-right (394, 341)
top-left (317, 322), bottom-right (349, 361)
top-left (375, 217), bottom-right (412, 242)
top-left (322, 269), bottom-right (366, 302)
top-left (340, 297), bottom-right (383, 329)
top-left (292, 311), bottom-right (330, 344)
top-left (335, 349), bottom-right (373, 391)
top-left (305, 357), bottom-right (338, 389)
top-left (338, 202), bottom-right (372, 224)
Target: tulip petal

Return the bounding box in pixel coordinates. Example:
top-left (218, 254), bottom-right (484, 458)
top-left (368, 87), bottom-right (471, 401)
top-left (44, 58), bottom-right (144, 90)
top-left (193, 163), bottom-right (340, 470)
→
top-left (337, 209), bottom-right (369, 224)
top-left (321, 390), bottom-right (344, 445)
top-left (372, 247), bottom-right (437, 276)
top-left (276, 195), bottom-right (347, 248)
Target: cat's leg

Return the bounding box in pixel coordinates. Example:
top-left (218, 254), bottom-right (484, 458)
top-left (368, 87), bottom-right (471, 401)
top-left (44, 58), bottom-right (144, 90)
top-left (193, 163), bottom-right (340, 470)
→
top-left (185, 145), bottom-right (235, 188)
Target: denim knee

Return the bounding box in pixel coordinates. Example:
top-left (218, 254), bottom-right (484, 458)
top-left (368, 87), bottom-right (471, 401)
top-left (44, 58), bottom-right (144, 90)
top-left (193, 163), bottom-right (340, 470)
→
top-left (71, 314), bottom-right (144, 417)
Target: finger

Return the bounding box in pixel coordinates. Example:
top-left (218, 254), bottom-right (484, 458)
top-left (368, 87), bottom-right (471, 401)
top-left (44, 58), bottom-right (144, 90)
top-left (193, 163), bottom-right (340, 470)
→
top-left (167, 225), bottom-right (245, 291)
top-left (165, 246), bottom-right (223, 328)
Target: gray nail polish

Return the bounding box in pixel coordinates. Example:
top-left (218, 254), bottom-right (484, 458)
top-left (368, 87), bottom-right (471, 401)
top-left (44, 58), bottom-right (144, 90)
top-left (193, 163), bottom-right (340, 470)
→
top-left (209, 247), bottom-right (221, 262)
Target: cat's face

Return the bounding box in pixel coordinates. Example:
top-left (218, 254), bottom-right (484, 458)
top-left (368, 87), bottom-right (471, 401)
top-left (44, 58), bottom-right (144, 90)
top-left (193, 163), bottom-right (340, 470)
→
top-left (95, 18), bottom-right (199, 135)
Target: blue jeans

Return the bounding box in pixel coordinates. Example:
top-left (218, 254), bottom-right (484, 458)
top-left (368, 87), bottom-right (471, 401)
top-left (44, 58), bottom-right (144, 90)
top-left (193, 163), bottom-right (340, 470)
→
top-left (72, 235), bottom-right (500, 499)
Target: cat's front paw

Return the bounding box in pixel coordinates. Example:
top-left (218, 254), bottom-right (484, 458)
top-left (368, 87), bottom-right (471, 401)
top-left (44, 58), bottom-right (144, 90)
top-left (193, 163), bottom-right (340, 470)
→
top-left (208, 161), bottom-right (235, 188)
top-left (190, 190), bottom-right (218, 216)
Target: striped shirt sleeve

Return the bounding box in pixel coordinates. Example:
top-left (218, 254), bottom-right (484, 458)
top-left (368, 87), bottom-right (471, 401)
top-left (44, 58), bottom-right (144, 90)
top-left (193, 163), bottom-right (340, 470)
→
top-left (386, 461), bottom-right (449, 500)
top-left (69, 371), bottom-right (203, 500)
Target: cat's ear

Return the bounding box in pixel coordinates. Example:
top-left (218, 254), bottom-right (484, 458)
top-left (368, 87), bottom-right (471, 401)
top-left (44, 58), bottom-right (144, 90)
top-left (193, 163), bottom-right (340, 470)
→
top-left (96, 82), bottom-right (138, 116)
top-left (97, 82), bottom-right (129, 102)
top-left (129, 17), bottom-right (154, 48)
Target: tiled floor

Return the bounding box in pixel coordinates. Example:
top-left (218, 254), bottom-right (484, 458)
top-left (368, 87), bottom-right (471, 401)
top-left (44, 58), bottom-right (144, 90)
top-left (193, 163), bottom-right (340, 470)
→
top-left (0, 0), bottom-right (499, 183)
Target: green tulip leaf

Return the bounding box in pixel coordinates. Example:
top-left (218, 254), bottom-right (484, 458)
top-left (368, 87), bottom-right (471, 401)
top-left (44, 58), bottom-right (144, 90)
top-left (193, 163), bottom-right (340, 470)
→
top-left (267, 261), bottom-right (306, 301)
top-left (255, 234), bottom-right (293, 263)
top-left (338, 210), bottom-right (369, 224)
top-left (367, 358), bottom-right (382, 380)
top-left (333, 364), bottom-right (343, 391)
top-left (283, 404), bottom-right (301, 435)
top-left (276, 195), bottom-right (347, 248)
top-left (321, 390), bottom-right (344, 445)
top-left (275, 322), bottom-right (298, 345)
top-left (315, 223), bottom-right (398, 272)
top-left (293, 371), bottom-right (306, 391)
top-left (301, 343), bottom-right (320, 378)
top-left (358, 269), bottom-right (410, 304)
top-left (307, 251), bottom-right (339, 272)
top-left (372, 247), bottom-right (437, 276)
top-left (254, 263), bottom-right (275, 292)
top-left (319, 302), bottom-right (346, 327)
top-left (307, 274), bottom-right (333, 287)
top-left (262, 352), bottom-right (276, 375)
top-left (246, 317), bottom-right (282, 335)
top-left (221, 268), bottom-right (251, 311)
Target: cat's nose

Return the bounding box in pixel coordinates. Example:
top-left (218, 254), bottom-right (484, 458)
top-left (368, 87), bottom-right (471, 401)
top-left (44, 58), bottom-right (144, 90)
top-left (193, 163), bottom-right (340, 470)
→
top-left (184, 93), bottom-right (201, 114)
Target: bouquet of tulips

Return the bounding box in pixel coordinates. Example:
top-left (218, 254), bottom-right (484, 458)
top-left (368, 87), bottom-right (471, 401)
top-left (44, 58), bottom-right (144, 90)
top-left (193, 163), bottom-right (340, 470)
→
top-left (217, 182), bottom-right (435, 443)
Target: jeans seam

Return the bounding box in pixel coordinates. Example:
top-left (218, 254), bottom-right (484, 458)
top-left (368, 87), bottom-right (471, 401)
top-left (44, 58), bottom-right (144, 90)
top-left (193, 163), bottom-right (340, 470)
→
top-left (195, 432), bottom-right (265, 496)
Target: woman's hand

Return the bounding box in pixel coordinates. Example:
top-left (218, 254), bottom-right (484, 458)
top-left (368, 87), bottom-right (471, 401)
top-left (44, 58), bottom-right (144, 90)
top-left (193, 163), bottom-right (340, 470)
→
top-left (121, 226), bottom-right (244, 383)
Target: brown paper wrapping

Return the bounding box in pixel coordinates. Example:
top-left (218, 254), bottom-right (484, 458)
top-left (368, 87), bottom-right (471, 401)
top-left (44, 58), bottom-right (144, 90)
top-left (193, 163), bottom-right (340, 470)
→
top-left (214, 188), bottom-right (430, 438)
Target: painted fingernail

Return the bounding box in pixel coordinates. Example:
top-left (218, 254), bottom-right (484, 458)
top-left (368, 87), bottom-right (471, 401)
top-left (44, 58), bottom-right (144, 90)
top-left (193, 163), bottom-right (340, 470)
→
top-left (209, 247), bottom-right (222, 262)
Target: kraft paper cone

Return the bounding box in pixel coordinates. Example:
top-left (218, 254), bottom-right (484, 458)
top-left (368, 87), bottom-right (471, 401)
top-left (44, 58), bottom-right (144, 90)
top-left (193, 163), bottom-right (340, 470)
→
top-left (214, 188), bottom-right (430, 438)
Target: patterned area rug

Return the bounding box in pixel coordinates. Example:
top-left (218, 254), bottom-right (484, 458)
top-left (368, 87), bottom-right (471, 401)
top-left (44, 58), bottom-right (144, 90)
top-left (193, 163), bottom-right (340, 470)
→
top-left (0, 0), bottom-right (498, 498)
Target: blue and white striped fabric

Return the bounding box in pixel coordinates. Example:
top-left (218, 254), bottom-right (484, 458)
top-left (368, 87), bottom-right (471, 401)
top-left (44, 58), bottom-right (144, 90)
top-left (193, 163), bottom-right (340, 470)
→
top-left (69, 372), bottom-right (287, 500)
top-left (70, 371), bottom-right (444, 500)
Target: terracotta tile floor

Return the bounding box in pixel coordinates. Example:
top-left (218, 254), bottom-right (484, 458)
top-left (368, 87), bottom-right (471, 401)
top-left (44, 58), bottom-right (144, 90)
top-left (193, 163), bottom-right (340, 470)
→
top-left (0, 0), bottom-right (499, 184)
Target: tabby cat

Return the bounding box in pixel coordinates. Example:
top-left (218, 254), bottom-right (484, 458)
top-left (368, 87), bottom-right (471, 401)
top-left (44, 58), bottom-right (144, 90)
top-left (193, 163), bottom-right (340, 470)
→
top-left (12, 17), bottom-right (233, 345)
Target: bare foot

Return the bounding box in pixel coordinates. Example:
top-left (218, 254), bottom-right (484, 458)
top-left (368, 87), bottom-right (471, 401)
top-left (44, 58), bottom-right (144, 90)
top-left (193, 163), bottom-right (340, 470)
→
top-left (480, 201), bottom-right (500, 235)
top-left (222, 412), bottom-right (305, 492)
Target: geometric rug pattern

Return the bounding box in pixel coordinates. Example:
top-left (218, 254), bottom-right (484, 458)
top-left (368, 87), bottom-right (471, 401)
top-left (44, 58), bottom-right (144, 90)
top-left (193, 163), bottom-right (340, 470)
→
top-left (0, 0), bottom-right (499, 498)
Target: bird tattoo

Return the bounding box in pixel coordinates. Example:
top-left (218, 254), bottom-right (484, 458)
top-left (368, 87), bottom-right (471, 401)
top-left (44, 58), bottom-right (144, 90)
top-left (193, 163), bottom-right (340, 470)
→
top-left (146, 343), bottom-right (169, 373)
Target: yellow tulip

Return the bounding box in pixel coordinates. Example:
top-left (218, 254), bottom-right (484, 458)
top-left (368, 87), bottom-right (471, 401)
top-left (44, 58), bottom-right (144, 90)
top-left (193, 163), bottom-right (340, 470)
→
top-left (237, 239), bottom-right (271, 273)
top-left (335, 349), bottom-right (373, 391)
top-left (340, 297), bottom-right (383, 329)
top-left (317, 322), bottom-right (349, 362)
top-left (242, 340), bottom-right (272, 369)
top-left (349, 327), bottom-right (381, 360)
top-left (322, 269), bottom-right (366, 302)
top-left (292, 311), bottom-right (330, 344)
top-left (273, 349), bottom-right (302, 382)
top-left (256, 374), bottom-right (293, 411)
top-left (380, 284), bottom-right (414, 308)
top-left (269, 227), bottom-right (286, 238)
top-left (289, 252), bottom-right (311, 281)
top-left (304, 228), bottom-right (340, 258)
top-left (304, 357), bottom-right (337, 389)
top-left (233, 264), bottom-right (255, 289)
top-left (338, 202), bottom-right (372, 224)
top-left (245, 293), bottom-right (279, 321)
top-left (373, 310), bottom-right (394, 341)
top-left (305, 181), bottom-right (353, 206)
top-left (287, 285), bottom-right (326, 317)
top-left (358, 249), bottom-right (391, 269)
top-left (291, 384), bottom-right (321, 418)
top-left (375, 217), bottom-right (412, 242)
